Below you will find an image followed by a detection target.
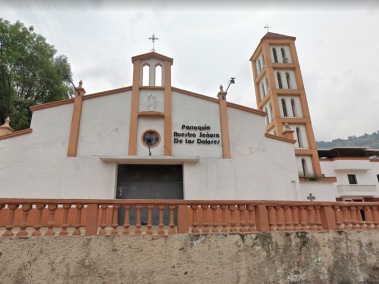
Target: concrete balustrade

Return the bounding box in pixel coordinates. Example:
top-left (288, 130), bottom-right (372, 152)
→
top-left (1, 199), bottom-right (379, 237)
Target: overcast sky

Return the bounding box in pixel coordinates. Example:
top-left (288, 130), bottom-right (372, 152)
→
top-left (1, 0), bottom-right (379, 142)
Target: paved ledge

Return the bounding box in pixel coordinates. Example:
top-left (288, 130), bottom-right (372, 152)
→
top-left (1, 231), bottom-right (379, 283)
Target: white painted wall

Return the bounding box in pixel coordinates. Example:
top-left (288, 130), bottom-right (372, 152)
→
top-left (171, 91), bottom-right (222, 158)
top-left (0, 101), bottom-right (121, 199)
top-left (228, 107), bottom-right (300, 200)
top-left (77, 91), bottom-right (132, 157)
top-left (299, 182), bottom-right (335, 201)
top-left (270, 45), bottom-right (292, 63)
top-left (136, 117), bottom-right (165, 156)
top-left (278, 96), bottom-right (303, 118)
top-left (273, 70), bottom-right (297, 90)
top-left (296, 156), bottom-right (314, 177)
top-left (140, 58), bottom-right (165, 86)
top-left (138, 90), bottom-right (164, 113)
top-left (285, 124), bottom-right (308, 149)
top-left (183, 106), bottom-right (301, 200)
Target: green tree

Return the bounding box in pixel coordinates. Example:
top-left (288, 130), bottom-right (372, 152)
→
top-left (0, 19), bottom-right (74, 131)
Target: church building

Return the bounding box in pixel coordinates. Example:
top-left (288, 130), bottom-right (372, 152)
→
top-left (0, 32), bottom-right (376, 203)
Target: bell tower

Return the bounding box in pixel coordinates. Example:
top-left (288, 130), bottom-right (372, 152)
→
top-left (250, 32), bottom-right (322, 177)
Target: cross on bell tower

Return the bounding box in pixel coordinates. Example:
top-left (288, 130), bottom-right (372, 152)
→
top-left (264, 23), bottom-right (271, 32)
top-left (148, 34), bottom-right (159, 52)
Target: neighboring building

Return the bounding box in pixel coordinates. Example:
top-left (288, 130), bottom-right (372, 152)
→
top-left (319, 148), bottom-right (379, 201)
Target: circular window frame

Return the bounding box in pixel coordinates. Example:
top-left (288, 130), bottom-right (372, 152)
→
top-left (141, 129), bottom-right (161, 148)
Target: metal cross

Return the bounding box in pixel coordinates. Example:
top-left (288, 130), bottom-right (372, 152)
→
top-left (148, 34), bottom-right (159, 52)
top-left (264, 23), bottom-right (271, 32)
top-left (307, 193), bottom-right (316, 201)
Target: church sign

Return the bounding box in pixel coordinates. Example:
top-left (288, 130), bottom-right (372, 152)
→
top-left (173, 124), bottom-right (221, 145)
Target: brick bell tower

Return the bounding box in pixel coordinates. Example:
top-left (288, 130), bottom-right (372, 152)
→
top-left (250, 32), bottom-right (322, 178)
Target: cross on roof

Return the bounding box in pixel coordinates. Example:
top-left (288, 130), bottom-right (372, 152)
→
top-left (264, 23), bottom-right (271, 32)
top-left (307, 193), bottom-right (316, 201)
top-left (148, 34), bottom-right (159, 52)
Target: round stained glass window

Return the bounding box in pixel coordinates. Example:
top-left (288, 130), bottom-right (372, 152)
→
top-left (142, 130), bottom-right (161, 148)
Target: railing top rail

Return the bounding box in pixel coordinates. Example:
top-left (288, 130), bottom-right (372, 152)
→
top-left (1, 198), bottom-right (379, 206)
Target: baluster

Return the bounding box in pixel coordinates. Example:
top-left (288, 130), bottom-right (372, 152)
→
top-left (99, 205), bottom-right (108, 235)
top-left (238, 205), bottom-right (247, 233)
top-left (356, 206), bottom-right (365, 230)
top-left (146, 205), bottom-right (154, 236)
top-left (201, 205), bottom-right (210, 233)
top-left (349, 206), bottom-right (359, 230)
top-left (16, 204), bottom-right (32, 237)
top-left (168, 205), bottom-right (176, 236)
top-left (274, 206), bottom-right (284, 231)
top-left (60, 204), bottom-right (71, 236)
top-left (246, 204), bottom-right (256, 232)
top-left (341, 206), bottom-right (351, 230)
top-left (2, 204), bottom-right (19, 237)
top-left (228, 205), bottom-right (238, 233)
top-left (135, 205), bottom-right (143, 235)
top-left (291, 207), bottom-right (300, 231)
top-left (45, 204), bottom-right (58, 236)
top-left (332, 206), bottom-right (343, 230)
top-left (267, 206), bottom-right (276, 231)
top-left (299, 206), bottom-right (307, 231)
top-left (191, 205), bottom-right (199, 234)
top-left (73, 204), bottom-right (83, 236)
top-left (158, 205), bottom-right (165, 236)
top-left (220, 205), bottom-right (228, 233)
top-left (211, 205), bottom-right (219, 233)
top-left (283, 206), bottom-right (293, 231)
top-left (314, 206), bottom-right (323, 231)
top-left (32, 204), bottom-right (46, 237)
top-left (307, 206), bottom-right (317, 231)
top-left (111, 205), bottom-right (120, 235)
top-left (371, 206), bottom-right (379, 230)
top-left (123, 205), bottom-right (131, 235)
top-left (364, 206), bottom-right (373, 230)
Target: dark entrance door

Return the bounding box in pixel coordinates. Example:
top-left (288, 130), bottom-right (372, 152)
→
top-left (116, 164), bottom-right (183, 226)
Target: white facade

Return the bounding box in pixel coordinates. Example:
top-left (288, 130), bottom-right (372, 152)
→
top-left (0, 52), bottom-right (308, 201)
top-left (320, 159), bottom-right (379, 200)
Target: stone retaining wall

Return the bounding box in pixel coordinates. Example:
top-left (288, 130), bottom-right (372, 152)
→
top-left (1, 231), bottom-right (379, 283)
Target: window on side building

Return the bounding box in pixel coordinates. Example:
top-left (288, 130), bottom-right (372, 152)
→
top-left (377, 174), bottom-right (379, 183)
top-left (348, 174), bottom-right (358, 184)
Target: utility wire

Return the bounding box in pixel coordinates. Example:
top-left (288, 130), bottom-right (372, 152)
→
top-left (0, 7), bottom-right (7, 20)
top-left (52, 0), bottom-right (80, 80)
top-left (8, 0), bottom-right (23, 22)
top-left (25, 0), bottom-right (41, 32)
top-left (36, 0), bottom-right (56, 47)
top-left (18, 0), bottom-right (33, 26)
top-left (46, 0), bottom-right (67, 56)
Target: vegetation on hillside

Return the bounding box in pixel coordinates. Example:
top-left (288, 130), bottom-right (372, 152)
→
top-left (0, 19), bottom-right (74, 131)
top-left (316, 131), bottom-right (379, 149)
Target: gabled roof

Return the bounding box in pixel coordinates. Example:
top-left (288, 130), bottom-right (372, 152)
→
top-left (262, 32), bottom-right (296, 40)
top-left (131, 52), bottom-right (173, 65)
